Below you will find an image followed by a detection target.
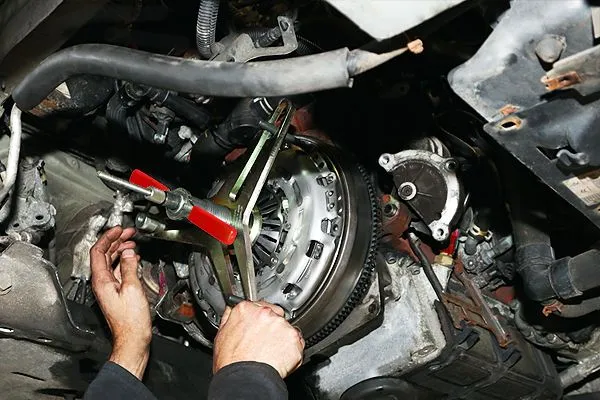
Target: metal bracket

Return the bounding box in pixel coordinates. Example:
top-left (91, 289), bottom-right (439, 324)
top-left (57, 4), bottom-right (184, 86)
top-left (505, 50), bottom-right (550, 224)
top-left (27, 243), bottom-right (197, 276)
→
top-left (543, 44), bottom-right (600, 95)
top-left (442, 268), bottom-right (512, 347)
top-left (213, 16), bottom-right (298, 63)
top-left (230, 101), bottom-right (295, 300)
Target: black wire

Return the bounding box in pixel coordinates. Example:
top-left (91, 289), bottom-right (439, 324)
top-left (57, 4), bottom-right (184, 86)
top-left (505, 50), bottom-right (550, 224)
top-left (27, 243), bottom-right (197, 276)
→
top-left (408, 233), bottom-right (444, 301)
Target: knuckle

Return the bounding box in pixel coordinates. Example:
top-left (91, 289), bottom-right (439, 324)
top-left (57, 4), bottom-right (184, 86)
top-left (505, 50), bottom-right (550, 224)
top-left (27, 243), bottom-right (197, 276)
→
top-left (258, 307), bottom-right (273, 319)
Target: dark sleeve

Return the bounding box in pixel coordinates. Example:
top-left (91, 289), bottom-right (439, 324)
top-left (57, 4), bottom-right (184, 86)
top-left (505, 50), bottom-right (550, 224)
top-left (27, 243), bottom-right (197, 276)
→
top-left (208, 361), bottom-right (288, 400)
top-left (84, 361), bottom-right (157, 400)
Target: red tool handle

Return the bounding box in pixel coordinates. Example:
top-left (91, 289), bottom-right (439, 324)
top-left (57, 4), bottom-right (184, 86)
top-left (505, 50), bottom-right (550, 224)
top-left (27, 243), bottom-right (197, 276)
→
top-left (129, 169), bottom-right (237, 245)
top-left (130, 169), bottom-right (170, 191)
top-left (188, 206), bottom-right (237, 245)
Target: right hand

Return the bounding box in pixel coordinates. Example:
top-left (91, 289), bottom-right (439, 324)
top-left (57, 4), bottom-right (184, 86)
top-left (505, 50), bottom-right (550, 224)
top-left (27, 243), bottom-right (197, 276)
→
top-left (213, 301), bottom-right (305, 379)
top-left (90, 226), bottom-right (152, 380)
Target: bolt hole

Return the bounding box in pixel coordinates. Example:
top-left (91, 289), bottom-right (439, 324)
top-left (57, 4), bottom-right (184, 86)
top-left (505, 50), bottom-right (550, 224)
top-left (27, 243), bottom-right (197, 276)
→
top-left (498, 116), bottom-right (522, 130)
top-left (0, 326), bottom-right (14, 333)
top-left (380, 155), bottom-right (390, 165)
top-left (559, 76), bottom-right (573, 84)
top-left (35, 215), bottom-right (44, 221)
top-left (436, 229), bottom-right (445, 237)
top-left (11, 223), bottom-right (19, 228)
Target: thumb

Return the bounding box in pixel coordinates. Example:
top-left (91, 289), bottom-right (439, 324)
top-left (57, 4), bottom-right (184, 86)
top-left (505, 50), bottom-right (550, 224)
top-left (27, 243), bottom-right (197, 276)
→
top-left (120, 249), bottom-right (140, 285)
top-left (220, 306), bottom-right (232, 327)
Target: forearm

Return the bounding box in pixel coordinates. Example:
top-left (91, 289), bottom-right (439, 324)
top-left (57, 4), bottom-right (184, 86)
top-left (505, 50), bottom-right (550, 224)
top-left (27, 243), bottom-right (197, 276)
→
top-left (109, 342), bottom-right (150, 381)
top-left (208, 362), bottom-right (288, 400)
top-left (84, 362), bottom-right (156, 400)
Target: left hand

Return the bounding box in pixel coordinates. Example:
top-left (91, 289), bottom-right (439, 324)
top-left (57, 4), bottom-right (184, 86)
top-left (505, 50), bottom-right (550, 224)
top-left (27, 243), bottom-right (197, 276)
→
top-left (90, 226), bottom-right (152, 380)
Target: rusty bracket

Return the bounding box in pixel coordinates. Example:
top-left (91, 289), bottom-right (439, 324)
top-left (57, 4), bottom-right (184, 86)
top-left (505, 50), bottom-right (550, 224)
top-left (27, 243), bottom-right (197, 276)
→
top-left (542, 43), bottom-right (600, 95)
top-left (542, 71), bottom-right (581, 91)
top-left (442, 270), bottom-right (512, 347)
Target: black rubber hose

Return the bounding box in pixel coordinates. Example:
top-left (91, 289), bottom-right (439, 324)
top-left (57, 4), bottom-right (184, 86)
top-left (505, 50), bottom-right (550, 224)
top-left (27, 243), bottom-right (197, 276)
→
top-left (196, 0), bottom-right (220, 59)
top-left (507, 168), bottom-right (600, 301)
top-left (161, 94), bottom-right (210, 130)
top-left (505, 168), bottom-right (556, 302)
top-left (563, 249), bottom-right (600, 293)
top-left (556, 296), bottom-right (600, 318)
top-left (12, 44), bottom-right (371, 111)
top-left (191, 97), bottom-right (274, 169)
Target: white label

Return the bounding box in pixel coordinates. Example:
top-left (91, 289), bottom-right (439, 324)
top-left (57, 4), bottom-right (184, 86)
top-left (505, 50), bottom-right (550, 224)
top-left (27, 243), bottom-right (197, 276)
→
top-left (563, 170), bottom-right (600, 207)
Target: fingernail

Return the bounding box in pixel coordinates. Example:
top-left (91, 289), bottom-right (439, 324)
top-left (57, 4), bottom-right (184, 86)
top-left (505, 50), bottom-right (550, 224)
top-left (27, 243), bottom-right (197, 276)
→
top-left (122, 249), bottom-right (136, 258)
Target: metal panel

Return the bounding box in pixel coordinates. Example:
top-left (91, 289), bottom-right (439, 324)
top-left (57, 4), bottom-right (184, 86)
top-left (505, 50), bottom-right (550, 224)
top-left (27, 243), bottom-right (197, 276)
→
top-left (448, 0), bottom-right (592, 122)
top-left (0, 0), bottom-right (109, 105)
top-left (0, 241), bottom-right (95, 351)
top-left (324, 0), bottom-right (467, 40)
top-left (0, 0), bottom-right (63, 63)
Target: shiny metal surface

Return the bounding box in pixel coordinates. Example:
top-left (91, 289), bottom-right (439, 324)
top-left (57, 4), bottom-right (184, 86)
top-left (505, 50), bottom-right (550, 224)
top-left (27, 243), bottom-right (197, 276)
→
top-left (192, 137), bottom-right (376, 340)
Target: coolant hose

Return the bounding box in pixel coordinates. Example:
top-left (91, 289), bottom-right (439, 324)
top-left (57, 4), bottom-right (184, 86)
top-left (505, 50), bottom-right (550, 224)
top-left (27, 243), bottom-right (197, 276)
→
top-left (0, 105), bottom-right (23, 203)
top-left (196, 0), bottom-right (219, 59)
top-left (12, 44), bottom-right (408, 111)
top-left (507, 167), bottom-right (600, 303)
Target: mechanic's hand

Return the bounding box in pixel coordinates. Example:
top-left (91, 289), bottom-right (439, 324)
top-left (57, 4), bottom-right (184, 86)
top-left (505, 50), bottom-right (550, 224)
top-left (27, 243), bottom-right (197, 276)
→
top-left (213, 301), bottom-right (305, 379)
top-left (90, 226), bottom-right (151, 380)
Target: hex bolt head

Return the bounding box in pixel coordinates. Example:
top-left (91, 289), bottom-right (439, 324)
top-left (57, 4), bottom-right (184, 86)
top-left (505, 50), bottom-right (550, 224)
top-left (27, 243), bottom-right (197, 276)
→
top-left (398, 182), bottom-right (417, 201)
top-left (535, 35), bottom-right (566, 64)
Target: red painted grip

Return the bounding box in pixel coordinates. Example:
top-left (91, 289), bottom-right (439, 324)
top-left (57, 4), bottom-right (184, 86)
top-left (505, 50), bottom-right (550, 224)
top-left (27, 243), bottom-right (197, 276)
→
top-left (129, 169), bottom-right (237, 245)
top-left (188, 206), bottom-right (237, 245)
top-left (130, 169), bottom-right (170, 191)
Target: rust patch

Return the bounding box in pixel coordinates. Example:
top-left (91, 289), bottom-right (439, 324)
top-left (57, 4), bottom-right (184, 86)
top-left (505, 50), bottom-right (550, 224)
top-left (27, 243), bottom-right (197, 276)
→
top-left (542, 300), bottom-right (563, 317)
top-left (542, 71), bottom-right (581, 91)
top-left (30, 95), bottom-right (65, 118)
top-left (492, 286), bottom-right (516, 305)
top-left (499, 104), bottom-right (519, 116)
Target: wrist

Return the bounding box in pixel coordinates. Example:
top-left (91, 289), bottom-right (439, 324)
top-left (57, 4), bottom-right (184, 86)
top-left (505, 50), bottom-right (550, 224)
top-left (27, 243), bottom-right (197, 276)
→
top-left (109, 341), bottom-right (150, 380)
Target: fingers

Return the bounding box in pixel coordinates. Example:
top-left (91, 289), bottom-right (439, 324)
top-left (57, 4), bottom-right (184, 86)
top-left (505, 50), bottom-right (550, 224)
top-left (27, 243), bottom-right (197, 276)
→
top-left (90, 227), bottom-right (123, 285)
top-left (119, 249), bottom-right (141, 286)
top-left (110, 241), bottom-right (136, 264)
top-left (254, 301), bottom-right (285, 318)
top-left (107, 228), bottom-right (137, 263)
top-left (120, 227), bottom-right (137, 241)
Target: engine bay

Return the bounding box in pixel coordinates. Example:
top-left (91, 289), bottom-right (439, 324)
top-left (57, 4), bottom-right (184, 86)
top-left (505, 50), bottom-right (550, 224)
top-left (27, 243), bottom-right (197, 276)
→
top-left (1, 0), bottom-right (600, 399)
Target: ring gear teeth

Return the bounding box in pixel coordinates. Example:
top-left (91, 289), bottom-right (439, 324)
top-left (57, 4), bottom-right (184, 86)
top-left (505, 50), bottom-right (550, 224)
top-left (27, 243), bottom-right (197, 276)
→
top-left (306, 165), bottom-right (381, 347)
